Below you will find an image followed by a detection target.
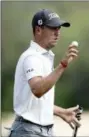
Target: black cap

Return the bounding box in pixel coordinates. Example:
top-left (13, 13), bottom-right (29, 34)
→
top-left (32, 9), bottom-right (70, 29)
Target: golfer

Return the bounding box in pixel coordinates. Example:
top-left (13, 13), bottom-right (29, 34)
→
top-left (9, 9), bottom-right (81, 137)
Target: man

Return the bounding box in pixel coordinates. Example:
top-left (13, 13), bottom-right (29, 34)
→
top-left (9, 9), bottom-right (81, 137)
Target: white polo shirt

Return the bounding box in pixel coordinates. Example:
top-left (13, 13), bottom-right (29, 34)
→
top-left (14, 40), bottom-right (55, 125)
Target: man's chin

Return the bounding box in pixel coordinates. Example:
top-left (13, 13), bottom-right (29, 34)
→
top-left (47, 42), bottom-right (57, 50)
top-left (50, 42), bottom-right (57, 48)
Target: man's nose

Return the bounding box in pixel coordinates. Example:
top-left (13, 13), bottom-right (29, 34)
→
top-left (55, 29), bottom-right (60, 36)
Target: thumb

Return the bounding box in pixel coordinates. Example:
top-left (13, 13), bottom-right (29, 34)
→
top-left (68, 105), bottom-right (79, 112)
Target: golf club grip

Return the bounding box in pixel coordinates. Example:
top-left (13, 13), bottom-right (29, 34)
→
top-left (73, 126), bottom-right (78, 137)
top-left (72, 106), bottom-right (83, 137)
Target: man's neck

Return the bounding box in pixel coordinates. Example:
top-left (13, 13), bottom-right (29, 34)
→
top-left (33, 38), bottom-right (50, 51)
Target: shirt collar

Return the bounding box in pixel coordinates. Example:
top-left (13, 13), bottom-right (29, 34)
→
top-left (30, 40), bottom-right (55, 57)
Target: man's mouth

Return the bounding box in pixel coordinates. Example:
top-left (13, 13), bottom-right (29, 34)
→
top-left (54, 37), bottom-right (58, 41)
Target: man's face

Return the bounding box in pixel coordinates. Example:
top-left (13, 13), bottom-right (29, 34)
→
top-left (41, 26), bottom-right (61, 49)
top-left (35, 26), bottom-right (61, 50)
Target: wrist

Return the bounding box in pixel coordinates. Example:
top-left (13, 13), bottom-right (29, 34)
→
top-left (60, 60), bottom-right (68, 68)
top-left (61, 108), bottom-right (67, 114)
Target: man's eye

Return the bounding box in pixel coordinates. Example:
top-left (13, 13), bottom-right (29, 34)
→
top-left (50, 27), bottom-right (61, 30)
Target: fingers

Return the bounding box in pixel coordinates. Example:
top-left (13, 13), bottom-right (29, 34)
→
top-left (69, 123), bottom-right (75, 129)
top-left (68, 44), bottom-right (78, 49)
top-left (76, 109), bottom-right (83, 121)
top-left (65, 44), bottom-right (79, 63)
top-left (68, 105), bottom-right (83, 118)
top-left (67, 53), bottom-right (78, 59)
top-left (73, 117), bottom-right (81, 127)
top-left (76, 114), bottom-right (81, 121)
top-left (65, 105), bottom-right (83, 129)
top-left (69, 48), bottom-right (79, 54)
top-left (68, 116), bottom-right (81, 129)
top-left (62, 42), bottom-right (79, 64)
top-left (67, 47), bottom-right (78, 57)
top-left (69, 120), bottom-right (81, 130)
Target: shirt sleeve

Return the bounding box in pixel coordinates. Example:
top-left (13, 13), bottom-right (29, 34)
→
top-left (23, 55), bottom-right (43, 80)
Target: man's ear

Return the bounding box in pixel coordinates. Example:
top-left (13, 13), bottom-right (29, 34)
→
top-left (35, 26), bottom-right (42, 35)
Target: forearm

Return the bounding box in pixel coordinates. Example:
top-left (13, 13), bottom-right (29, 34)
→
top-left (30, 63), bottom-right (66, 97)
top-left (54, 105), bottom-right (67, 121)
top-left (54, 105), bottom-right (66, 116)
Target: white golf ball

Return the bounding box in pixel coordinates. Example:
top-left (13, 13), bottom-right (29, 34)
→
top-left (71, 41), bottom-right (79, 47)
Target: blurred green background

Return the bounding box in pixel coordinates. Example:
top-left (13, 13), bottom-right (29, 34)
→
top-left (1, 1), bottom-right (89, 113)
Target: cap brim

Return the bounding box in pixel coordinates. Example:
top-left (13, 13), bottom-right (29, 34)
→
top-left (60, 20), bottom-right (70, 27)
top-left (46, 18), bottom-right (70, 28)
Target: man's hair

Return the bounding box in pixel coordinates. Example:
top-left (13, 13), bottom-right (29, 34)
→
top-left (32, 25), bottom-right (36, 35)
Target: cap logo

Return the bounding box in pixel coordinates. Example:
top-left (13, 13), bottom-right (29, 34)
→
top-left (48, 13), bottom-right (59, 20)
top-left (38, 19), bottom-right (43, 25)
